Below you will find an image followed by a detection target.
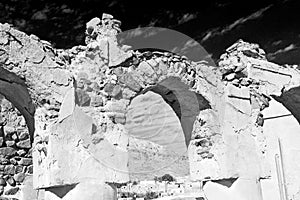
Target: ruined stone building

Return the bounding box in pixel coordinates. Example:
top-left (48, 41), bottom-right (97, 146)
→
top-left (0, 13), bottom-right (300, 200)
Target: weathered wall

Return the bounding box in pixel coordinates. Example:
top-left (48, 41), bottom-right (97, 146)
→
top-left (203, 40), bottom-right (300, 200)
top-left (0, 17), bottom-right (129, 199)
top-left (1, 13), bottom-right (300, 200)
top-left (0, 95), bottom-right (33, 199)
top-left (261, 99), bottom-right (300, 200)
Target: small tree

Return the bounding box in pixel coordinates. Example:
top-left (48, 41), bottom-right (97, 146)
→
top-left (157, 174), bottom-right (175, 193)
top-left (161, 174), bottom-right (175, 183)
top-left (132, 180), bottom-right (139, 185)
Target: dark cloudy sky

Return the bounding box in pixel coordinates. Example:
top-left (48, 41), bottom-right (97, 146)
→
top-left (0, 0), bottom-right (299, 65)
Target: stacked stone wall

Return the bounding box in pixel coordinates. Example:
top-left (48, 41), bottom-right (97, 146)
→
top-left (0, 95), bottom-right (32, 199)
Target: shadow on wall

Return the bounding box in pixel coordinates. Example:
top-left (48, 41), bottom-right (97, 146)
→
top-left (47, 183), bottom-right (78, 198)
top-left (272, 86), bottom-right (300, 125)
top-left (0, 67), bottom-right (35, 142)
top-left (143, 77), bottom-right (211, 146)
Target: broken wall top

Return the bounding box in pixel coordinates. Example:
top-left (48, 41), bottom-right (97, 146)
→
top-left (2, 13), bottom-right (300, 190)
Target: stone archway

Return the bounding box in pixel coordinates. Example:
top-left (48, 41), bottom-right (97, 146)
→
top-left (3, 13), bottom-right (300, 200)
top-left (125, 90), bottom-right (190, 181)
top-left (142, 77), bottom-right (211, 146)
top-left (0, 23), bottom-right (74, 199)
top-left (215, 39), bottom-right (300, 200)
top-left (1, 14), bottom-right (224, 200)
top-left (124, 76), bottom-right (212, 180)
top-left (104, 46), bottom-right (223, 180)
top-left (0, 67), bottom-right (35, 141)
top-left (0, 66), bottom-right (36, 198)
top-left (25, 14), bottom-right (223, 200)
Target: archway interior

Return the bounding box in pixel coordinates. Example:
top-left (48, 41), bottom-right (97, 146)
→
top-left (125, 77), bottom-right (211, 180)
top-left (125, 87), bottom-right (189, 180)
top-left (126, 90), bottom-right (187, 155)
top-left (272, 86), bottom-right (300, 124)
top-left (142, 77), bottom-right (211, 146)
top-left (0, 67), bottom-right (35, 142)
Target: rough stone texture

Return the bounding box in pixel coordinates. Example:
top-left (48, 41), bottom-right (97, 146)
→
top-left (1, 13), bottom-right (300, 200)
top-left (4, 187), bottom-right (19, 195)
top-left (0, 97), bottom-right (33, 199)
top-left (34, 105), bottom-right (129, 188)
top-left (215, 40), bottom-right (300, 200)
top-left (0, 148), bottom-right (16, 158)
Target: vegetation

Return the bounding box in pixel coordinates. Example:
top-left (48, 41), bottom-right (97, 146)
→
top-left (144, 191), bottom-right (159, 200)
top-left (154, 173), bottom-right (176, 183)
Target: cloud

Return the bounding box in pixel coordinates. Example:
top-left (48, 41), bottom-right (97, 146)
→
top-left (201, 5), bottom-right (272, 42)
top-left (178, 13), bottom-right (198, 24)
top-left (268, 44), bottom-right (297, 57)
top-left (272, 40), bottom-right (283, 46)
top-left (215, 2), bottom-right (231, 7)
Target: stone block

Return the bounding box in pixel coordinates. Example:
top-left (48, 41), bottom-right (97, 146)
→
top-left (4, 165), bottom-right (15, 175)
top-left (0, 158), bottom-right (9, 165)
top-left (225, 85), bottom-right (251, 130)
top-left (0, 186), bottom-right (3, 196)
top-left (104, 100), bottom-right (128, 113)
top-left (26, 165), bottom-right (33, 174)
top-left (15, 165), bottom-right (24, 174)
top-left (16, 139), bottom-right (31, 149)
top-left (34, 106), bottom-right (129, 189)
top-left (107, 38), bottom-right (132, 67)
top-left (226, 85), bottom-right (251, 115)
top-left (0, 147), bottom-right (17, 158)
top-left (90, 95), bottom-right (103, 107)
top-left (76, 89), bottom-right (91, 107)
top-left (17, 131), bottom-right (29, 140)
top-left (51, 69), bottom-right (71, 86)
top-left (137, 61), bottom-right (156, 78)
top-left (111, 85), bottom-right (122, 97)
top-left (0, 178), bottom-right (6, 186)
top-left (14, 172), bottom-right (26, 183)
top-left (248, 59), bottom-right (291, 90)
top-left (4, 187), bottom-right (19, 195)
top-left (5, 140), bottom-right (15, 147)
top-left (7, 176), bottom-right (16, 186)
top-left (118, 73), bottom-right (142, 92)
top-left (18, 158), bottom-right (33, 166)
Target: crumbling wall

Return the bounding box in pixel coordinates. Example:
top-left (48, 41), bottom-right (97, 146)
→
top-left (1, 13), bottom-right (300, 200)
top-left (35, 13), bottom-right (223, 199)
top-left (0, 19), bottom-right (126, 199)
top-left (203, 40), bottom-right (300, 200)
top-left (0, 95), bottom-right (33, 199)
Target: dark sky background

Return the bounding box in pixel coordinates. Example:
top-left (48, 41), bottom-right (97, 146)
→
top-left (0, 0), bottom-right (299, 65)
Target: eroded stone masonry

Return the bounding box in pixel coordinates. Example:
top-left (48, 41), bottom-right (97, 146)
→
top-left (0, 13), bottom-right (300, 200)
